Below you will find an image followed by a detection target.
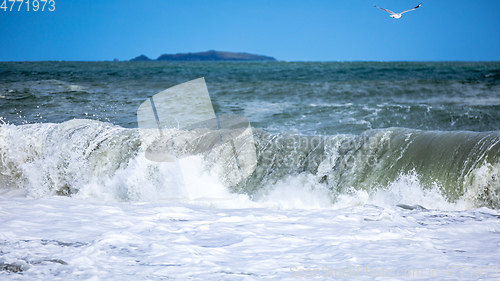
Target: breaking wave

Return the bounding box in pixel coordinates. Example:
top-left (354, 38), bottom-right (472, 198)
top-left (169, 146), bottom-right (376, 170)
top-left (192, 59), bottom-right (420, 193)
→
top-left (0, 119), bottom-right (499, 209)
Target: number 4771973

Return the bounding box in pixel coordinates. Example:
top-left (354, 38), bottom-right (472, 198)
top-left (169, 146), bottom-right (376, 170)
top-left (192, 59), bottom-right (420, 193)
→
top-left (1, 0), bottom-right (55, 12)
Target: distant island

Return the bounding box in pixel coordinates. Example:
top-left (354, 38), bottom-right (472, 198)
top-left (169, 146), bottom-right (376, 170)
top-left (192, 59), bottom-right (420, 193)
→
top-left (130, 50), bottom-right (277, 62)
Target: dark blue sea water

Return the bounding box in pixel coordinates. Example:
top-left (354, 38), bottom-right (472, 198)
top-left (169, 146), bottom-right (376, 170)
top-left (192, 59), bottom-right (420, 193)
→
top-left (1, 61), bottom-right (499, 132)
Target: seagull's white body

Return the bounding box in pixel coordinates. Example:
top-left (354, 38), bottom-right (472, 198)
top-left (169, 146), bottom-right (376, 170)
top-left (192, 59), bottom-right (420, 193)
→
top-left (373, 3), bottom-right (421, 19)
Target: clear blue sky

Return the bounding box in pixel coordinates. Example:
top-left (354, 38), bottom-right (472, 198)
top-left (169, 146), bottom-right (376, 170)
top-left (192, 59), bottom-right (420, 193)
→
top-left (1, 0), bottom-right (499, 61)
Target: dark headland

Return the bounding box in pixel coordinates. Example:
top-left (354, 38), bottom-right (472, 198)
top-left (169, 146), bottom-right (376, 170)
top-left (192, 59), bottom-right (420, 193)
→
top-left (130, 50), bottom-right (277, 62)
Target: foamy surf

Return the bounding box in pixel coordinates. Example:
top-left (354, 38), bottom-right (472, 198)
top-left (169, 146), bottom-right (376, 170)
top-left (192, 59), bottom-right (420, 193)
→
top-left (1, 196), bottom-right (499, 280)
top-left (1, 119), bottom-right (498, 210)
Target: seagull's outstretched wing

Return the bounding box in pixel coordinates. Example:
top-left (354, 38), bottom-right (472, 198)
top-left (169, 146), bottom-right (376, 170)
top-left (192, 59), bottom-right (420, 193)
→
top-left (373, 4), bottom-right (396, 15)
top-left (401, 3), bottom-right (421, 14)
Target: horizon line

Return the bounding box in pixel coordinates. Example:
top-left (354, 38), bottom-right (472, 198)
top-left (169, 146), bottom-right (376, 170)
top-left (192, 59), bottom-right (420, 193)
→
top-left (1, 59), bottom-right (500, 63)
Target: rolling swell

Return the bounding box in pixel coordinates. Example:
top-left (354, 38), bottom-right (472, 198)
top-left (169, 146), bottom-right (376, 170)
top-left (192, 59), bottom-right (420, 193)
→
top-left (0, 119), bottom-right (499, 208)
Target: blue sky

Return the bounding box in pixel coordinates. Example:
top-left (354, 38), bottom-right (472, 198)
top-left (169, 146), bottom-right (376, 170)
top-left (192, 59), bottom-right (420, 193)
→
top-left (1, 0), bottom-right (499, 61)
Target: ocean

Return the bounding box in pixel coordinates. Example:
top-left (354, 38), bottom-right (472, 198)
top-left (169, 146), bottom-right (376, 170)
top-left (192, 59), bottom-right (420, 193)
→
top-left (1, 61), bottom-right (500, 280)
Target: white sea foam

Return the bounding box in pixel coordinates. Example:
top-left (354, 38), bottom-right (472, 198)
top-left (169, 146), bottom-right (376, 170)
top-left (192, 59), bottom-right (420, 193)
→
top-left (1, 195), bottom-right (499, 280)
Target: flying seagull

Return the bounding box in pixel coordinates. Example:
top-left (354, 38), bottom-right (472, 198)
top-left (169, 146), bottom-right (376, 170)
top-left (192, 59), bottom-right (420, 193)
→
top-left (373, 3), bottom-right (421, 19)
